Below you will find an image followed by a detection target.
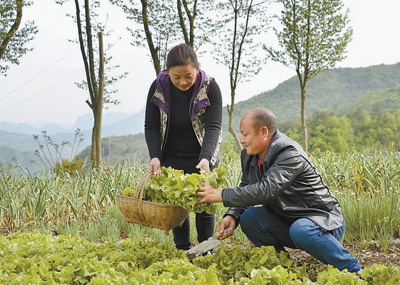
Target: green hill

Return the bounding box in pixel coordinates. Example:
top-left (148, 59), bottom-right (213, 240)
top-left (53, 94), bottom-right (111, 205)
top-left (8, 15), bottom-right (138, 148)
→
top-left (228, 63), bottom-right (400, 131)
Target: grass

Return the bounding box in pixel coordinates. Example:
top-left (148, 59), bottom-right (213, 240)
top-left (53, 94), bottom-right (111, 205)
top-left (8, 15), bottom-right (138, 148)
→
top-left (312, 151), bottom-right (400, 251)
top-left (0, 150), bottom-right (399, 253)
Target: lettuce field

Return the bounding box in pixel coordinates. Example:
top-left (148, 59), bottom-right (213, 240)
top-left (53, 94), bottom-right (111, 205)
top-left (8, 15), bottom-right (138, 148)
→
top-left (0, 150), bottom-right (399, 284)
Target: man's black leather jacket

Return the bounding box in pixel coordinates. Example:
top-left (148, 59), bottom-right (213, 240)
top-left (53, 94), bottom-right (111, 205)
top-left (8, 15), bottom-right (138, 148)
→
top-left (222, 130), bottom-right (344, 231)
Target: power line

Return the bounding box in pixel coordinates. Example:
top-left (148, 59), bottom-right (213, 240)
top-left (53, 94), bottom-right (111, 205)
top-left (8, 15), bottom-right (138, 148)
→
top-left (0, 37), bottom-right (127, 118)
top-left (0, 48), bottom-right (79, 102)
top-left (0, 68), bottom-right (83, 116)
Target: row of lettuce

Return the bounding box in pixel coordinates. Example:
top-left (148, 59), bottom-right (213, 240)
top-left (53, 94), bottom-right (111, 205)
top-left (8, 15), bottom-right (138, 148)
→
top-left (1, 231), bottom-right (399, 284)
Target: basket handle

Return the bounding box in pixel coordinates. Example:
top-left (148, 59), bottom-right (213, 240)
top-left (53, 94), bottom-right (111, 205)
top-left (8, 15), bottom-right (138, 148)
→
top-left (134, 171), bottom-right (152, 200)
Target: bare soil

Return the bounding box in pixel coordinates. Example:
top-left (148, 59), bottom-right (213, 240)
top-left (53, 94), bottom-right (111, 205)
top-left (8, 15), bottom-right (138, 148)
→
top-left (287, 239), bottom-right (400, 280)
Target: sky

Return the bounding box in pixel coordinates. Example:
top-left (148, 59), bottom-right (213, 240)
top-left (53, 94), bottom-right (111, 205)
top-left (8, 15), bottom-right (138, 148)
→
top-left (0, 0), bottom-right (399, 128)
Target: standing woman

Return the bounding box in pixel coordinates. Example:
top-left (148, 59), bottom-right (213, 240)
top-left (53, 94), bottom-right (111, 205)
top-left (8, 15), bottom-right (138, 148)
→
top-left (144, 43), bottom-right (223, 250)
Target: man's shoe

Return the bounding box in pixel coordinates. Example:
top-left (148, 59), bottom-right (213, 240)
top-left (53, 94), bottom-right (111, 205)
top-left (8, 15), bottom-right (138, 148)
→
top-left (356, 269), bottom-right (363, 278)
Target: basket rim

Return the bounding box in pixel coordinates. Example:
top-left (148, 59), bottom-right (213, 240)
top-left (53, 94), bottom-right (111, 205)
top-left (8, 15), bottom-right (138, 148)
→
top-left (116, 194), bottom-right (188, 210)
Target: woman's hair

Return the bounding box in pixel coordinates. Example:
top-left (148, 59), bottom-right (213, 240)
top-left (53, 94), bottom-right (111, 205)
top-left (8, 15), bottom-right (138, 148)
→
top-left (166, 43), bottom-right (199, 70)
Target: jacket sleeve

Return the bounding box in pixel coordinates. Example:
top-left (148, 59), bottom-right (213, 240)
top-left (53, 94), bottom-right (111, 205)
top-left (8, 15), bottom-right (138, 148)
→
top-left (198, 80), bottom-right (222, 162)
top-left (222, 146), bottom-right (303, 207)
top-left (223, 207), bottom-right (247, 227)
top-left (144, 81), bottom-right (162, 159)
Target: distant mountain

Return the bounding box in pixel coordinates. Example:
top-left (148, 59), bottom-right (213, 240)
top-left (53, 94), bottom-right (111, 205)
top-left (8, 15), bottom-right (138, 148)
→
top-left (0, 108), bottom-right (145, 136)
top-left (0, 121), bottom-right (69, 135)
top-left (0, 130), bottom-right (37, 152)
top-left (1, 63), bottom-right (400, 172)
top-left (0, 108), bottom-right (145, 173)
top-left (102, 108), bottom-right (145, 137)
top-left (0, 145), bottom-right (41, 173)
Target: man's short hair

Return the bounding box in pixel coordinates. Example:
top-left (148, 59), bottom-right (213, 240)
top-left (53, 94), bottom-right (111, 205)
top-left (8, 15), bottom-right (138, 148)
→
top-left (251, 107), bottom-right (278, 133)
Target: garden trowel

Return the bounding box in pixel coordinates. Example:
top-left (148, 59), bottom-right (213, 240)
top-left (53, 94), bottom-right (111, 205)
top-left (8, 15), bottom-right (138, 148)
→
top-left (186, 232), bottom-right (222, 259)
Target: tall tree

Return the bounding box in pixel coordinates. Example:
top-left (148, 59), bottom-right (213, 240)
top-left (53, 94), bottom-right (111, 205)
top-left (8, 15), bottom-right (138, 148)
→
top-left (56, 0), bottom-right (125, 168)
top-left (176, 0), bottom-right (217, 49)
top-left (73, 0), bottom-right (104, 168)
top-left (112, 0), bottom-right (178, 75)
top-left (264, 0), bottom-right (352, 152)
top-left (0, 0), bottom-right (38, 76)
top-left (111, 0), bottom-right (217, 75)
top-left (213, 0), bottom-right (269, 150)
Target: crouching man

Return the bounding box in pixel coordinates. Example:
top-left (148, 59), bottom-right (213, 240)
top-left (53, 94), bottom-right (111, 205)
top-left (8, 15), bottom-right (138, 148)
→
top-left (196, 107), bottom-right (362, 275)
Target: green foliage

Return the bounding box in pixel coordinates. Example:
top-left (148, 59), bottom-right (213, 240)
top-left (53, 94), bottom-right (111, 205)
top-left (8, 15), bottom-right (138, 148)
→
top-left (0, 161), bottom-right (147, 233)
top-left (362, 264), bottom-right (400, 284)
top-left (338, 85), bottom-right (400, 114)
top-left (307, 112), bottom-right (351, 153)
top-left (279, 108), bottom-right (400, 153)
top-left (0, 231), bottom-right (184, 284)
top-left (266, 0), bottom-right (352, 78)
top-left (192, 245), bottom-right (298, 281)
top-left (139, 166), bottom-right (228, 214)
top-left (0, 0), bottom-right (38, 75)
top-left (311, 151), bottom-right (400, 250)
top-left (1, 151), bottom-right (400, 283)
top-left (53, 156), bottom-right (85, 176)
top-left (121, 186), bottom-right (135, 197)
top-left (238, 265), bottom-right (314, 285)
top-left (315, 266), bottom-right (364, 284)
top-left (1, 231), bottom-right (398, 284)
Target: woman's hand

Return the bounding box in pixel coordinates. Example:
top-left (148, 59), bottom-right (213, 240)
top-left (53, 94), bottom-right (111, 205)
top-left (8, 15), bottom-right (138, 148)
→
top-left (149, 157), bottom-right (161, 176)
top-left (196, 182), bottom-right (223, 203)
top-left (196, 158), bottom-right (210, 172)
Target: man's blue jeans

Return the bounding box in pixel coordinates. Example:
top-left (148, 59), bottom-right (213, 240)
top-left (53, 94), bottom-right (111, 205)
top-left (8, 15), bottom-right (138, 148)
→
top-left (240, 206), bottom-right (361, 273)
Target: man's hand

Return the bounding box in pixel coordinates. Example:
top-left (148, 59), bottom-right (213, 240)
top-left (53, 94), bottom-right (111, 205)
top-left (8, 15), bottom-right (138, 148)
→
top-left (215, 215), bottom-right (236, 240)
top-left (196, 182), bottom-right (223, 203)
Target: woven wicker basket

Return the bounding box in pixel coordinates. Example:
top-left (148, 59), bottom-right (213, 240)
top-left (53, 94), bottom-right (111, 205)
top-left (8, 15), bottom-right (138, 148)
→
top-left (116, 172), bottom-right (189, 235)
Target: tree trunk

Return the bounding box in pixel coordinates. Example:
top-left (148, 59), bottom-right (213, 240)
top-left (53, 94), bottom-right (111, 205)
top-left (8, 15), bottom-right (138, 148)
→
top-left (227, 104), bottom-right (241, 152)
top-left (141, 0), bottom-right (162, 75)
top-left (76, 0), bottom-right (105, 168)
top-left (300, 83), bottom-right (308, 152)
top-left (91, 110), bottom-right (102, 168)
top-left (90, 32), bottom-right (104, 168)
top-left (296, 66), bottom-right (309, 153)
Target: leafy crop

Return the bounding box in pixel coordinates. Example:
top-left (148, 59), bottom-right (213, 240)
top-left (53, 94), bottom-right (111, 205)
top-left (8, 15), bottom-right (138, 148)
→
top-left (1, 231), bottom-right (399, 284)
top-left (122, 167), bottom-right (228, 214)
top-left (192, 245), bottom-right (297, 281)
